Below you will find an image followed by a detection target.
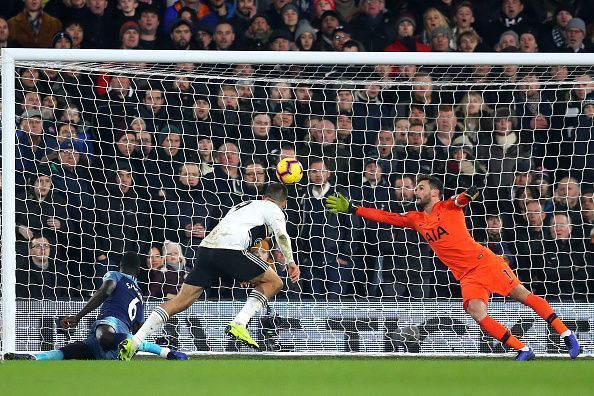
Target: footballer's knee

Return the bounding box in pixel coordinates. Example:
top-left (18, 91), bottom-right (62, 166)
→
top-left (465, 299), bottom-right (488, 322)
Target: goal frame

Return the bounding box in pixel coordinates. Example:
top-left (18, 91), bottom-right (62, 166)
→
top-left (3, 49), bottom-right (594, 354)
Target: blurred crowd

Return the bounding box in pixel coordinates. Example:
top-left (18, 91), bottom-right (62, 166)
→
top-left (3, 0), bottom-right (594, 302)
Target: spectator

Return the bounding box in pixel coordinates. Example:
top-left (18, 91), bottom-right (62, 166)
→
top-left (239, 112), bottom-right (281, 167)
top-left (485, 0), bottom-right (537, 49)
top-left (16, 109), bottom-right (51, 190)
top-left (455, 91), bottom-right (493, 144)
top-left (52, 31), bottom-right (72, 48)
top-left (163, 0), bottom-right (211, 35)
top-left (564, 17), bottom-right (592, 53)
top-left (135, 86), bottom-right (170, 133)
top-left (16, 236), bottom-right (66, 299)
top-left (0, 16), bottom-right (12, 48)
top-left (280, 3), bottom-right (300, 37)
top-left (235, 159), bottom-right (268, 198)
top-left (451, 1), bottom-right (476, 49)
top-left (90, 164), bottom-right (151, 270)
top-left (573, 95), bottom-right (594, 183)
top-left (515, 199), bottom-right (547, 288)
top-left (147, 241), bottom-right (187, 299)
top-left (581, 191), bottom-right (594, 238)
top-left (495, 29), bottom-right (519, 51)
top-left (271, 103), bottom-right (298, 141)
top-left (212, 20), bottom-right (238, 49)
top-left (317, 10), bottom-right (340, 51)
top-left (476, 107), bottom-right (532, 199)
top-left (154, 126), bottom-right (192, 193)
top-left (395, 121), bottom-right (434, 175)
top-left (8, 0), bottom-right (62, 48)
top-left (138, 244), bottom-right (163, 295)
top-left (211, 142), bottom-right (242, 209)
top-left (138, 6), bottom-right (164, 49)
top-left (167, 18), bottom-right (198, 49)
top-left (265, 0), bottom-right (292, 30)
top-left (444, 143), bottom-right (486, 196)
top-left (16, 168), bottom-right (69, 257)
top-left (268, 29), bottom-right (293, 50)
top-left (115, 0), bottom-right (139, 26)
top-left (543, 213), bottom-right (592, 300)
top-left (212, 84), bottom-right (241, 139)
top-left (64, 20), bottom-right (84, 48)
top-left (190, 22), bottom-right (211, 48)
top-left (44, 0), bottom-right (87, 24)
top-left (242, 13), bottom-right (272, 50)
top-left (540, 3), bottom-right (573, 52)
top-left (119, 20), bottom-right (141, 49)
top-left (518, 29), bottom-right (539, 53)
top-left (79, 0), bottom-right (117, 48)
top-left (162, 162), bottom-right (216, 256)
top-left (312, 0), bottom-right (337, 21)
top-left (428, 104), bottom-right (461, 173)
top-left (548, 176), bottom-right (583, 234)
top-left (366, 129), bottom-right (398, 177)
top-left (430, 25), bottom-right (452, 52)
top-left (183, 95), bottom-right (226, 149)
top-left (330, 25), bottom-right (351, 51)
top-left (197, 136), bottom-right (215, 176)
top-left (384, 12), bottom-right (431, 52)
top-left (350, 161), bottom-right (392, 296)
top-left (456, 30), bottom-right (482, 52)
top-left (298, 158), bottom-right (362, 298)
top-left (420, 7), bottom-right (449, 46)
top-left (230, 0), bottom-right (257, 34)
top-left (299, 118), bottom-right (351, 185)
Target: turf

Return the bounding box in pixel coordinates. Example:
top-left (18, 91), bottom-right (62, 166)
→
top-left (2, 358), bottom-right (593, 396)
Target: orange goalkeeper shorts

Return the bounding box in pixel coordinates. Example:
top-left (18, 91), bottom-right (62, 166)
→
top-left (460, 256), bottom-right (521, 310)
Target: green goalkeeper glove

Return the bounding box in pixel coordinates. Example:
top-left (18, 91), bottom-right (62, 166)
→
top-left (326, 192), bottom-right (356, 214)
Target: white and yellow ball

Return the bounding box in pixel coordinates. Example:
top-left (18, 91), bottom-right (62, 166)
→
top-left (275, 157), bottom-right (303, 184)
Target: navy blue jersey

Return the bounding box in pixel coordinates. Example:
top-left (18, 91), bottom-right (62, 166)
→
top-left (97, 271), bottom-right (144, 332)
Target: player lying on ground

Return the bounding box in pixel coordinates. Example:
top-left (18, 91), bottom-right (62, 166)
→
top-left (326, 175), bottom-right (580, 361)
top-left (4, 252), bottom-right (188, 361)
top-left (118, 183), bottom-right (300, 360)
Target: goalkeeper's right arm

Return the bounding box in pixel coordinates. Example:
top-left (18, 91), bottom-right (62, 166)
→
top-left (326, 193), bottom-right (414, 228)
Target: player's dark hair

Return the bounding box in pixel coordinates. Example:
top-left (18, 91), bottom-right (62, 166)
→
top-left (265, 182), bottom-right (288, 203)
top-left (120, 251), bottom-right (141, 276)
top-left (417, 174), bottom-right (443, 194)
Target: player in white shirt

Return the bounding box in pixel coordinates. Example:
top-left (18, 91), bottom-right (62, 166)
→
top-left (118, 183), bottom-right (300, 359)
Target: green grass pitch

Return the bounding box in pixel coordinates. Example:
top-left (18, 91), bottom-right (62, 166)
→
top-left (2, 357), bottom-right (593, 396)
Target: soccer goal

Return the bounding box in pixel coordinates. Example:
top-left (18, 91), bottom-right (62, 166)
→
top-left (2, 49), bottom-right (594, 356)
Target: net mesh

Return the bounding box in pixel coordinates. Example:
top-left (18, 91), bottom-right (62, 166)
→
top-left (6, 60), bottom-right (594, 354)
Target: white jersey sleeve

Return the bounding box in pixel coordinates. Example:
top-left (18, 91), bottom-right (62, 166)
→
top-left (200, 200), bottom-right (287, 250)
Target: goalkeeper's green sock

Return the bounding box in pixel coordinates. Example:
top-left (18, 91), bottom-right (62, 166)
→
top-left (35, 350), bottom-right (64, 360)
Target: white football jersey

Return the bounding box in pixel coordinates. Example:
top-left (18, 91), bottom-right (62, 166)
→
top-left (200, 200), bottom-right (288, 250)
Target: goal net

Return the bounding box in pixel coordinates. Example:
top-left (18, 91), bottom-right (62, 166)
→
top-left (2, 50), bottom-right (593, 356)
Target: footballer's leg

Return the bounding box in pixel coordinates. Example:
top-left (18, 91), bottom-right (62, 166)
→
top-left (465, 298), bottom-right (533, 361)
top-left (226, 267), bottom-right (283, 350)
top-left (509, 284), bottom-right (580, 359)
top-left (119, 283), bottom-right (204, 361)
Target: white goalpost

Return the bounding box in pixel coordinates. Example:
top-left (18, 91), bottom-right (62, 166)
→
top-left (2, 49), bottom-right (594, 356)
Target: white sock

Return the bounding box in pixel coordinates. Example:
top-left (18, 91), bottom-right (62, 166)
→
top-left (560, 329), bottom-right (572, 338)
top-left (232, 290), bottom-right (268, 327)
top-left (132, 306), bottom-right (169, 349)
top-left (521, 346), bottom-right (530, 351)
top-left (159, 347), bottom-right (171, 358)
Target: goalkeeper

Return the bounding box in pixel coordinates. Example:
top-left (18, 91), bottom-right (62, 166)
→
top-left (4, 252), bottom-right (187, 361)
top-left (326, 174), bottom-right (580, 361)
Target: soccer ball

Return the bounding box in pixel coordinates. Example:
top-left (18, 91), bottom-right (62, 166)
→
top-left (276, 157), bottom-right (303, 184)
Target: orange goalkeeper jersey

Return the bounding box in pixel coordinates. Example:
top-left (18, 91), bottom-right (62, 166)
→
top-left (355, 197), bottom-right (496, 280)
